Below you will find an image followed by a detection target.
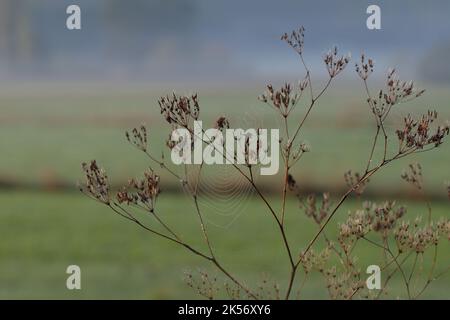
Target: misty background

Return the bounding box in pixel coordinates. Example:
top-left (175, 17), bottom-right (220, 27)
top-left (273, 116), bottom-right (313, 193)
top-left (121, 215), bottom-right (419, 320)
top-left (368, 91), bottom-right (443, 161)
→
top-left (1, 0), bottom-right (450, 84)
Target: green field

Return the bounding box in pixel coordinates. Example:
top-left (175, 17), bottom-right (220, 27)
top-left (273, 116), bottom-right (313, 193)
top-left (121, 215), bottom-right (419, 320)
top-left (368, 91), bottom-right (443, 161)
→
top-left (1, 84), bottom-right (449, 191)
top-left (0, 192), bottom-right (448, 299)
top-left (0, 85), bottom-right (449, 299)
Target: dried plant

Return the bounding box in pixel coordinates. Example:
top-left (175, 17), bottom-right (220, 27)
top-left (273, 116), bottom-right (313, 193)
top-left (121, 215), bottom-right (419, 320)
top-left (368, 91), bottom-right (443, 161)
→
top-left (184, 270), bottom-right (219, 300)
top-left (79, 26), bottom-right (449, 300)
top-left (344, 170), bottom-right (370, 197)
top-left (299, 193), bottom-right (331, 225)
top-left (401, 163), bottom-right (423, 190)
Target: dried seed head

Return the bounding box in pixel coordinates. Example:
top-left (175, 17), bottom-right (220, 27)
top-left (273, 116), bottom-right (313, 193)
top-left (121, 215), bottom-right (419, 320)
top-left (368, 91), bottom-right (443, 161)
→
top-left (117, 169), bottom-right (161, 211)
top-left (384, 69), bottom-right (424, 105)
top-left (215, 116), bottom-right (230, 131)
top-left (338, 201), bottom-right (407, 252)
top-left (323, 46), bottom-right (350, 78)
top-left (259, 83), bottom-right (301, 117)
top-left (158, 92), bottom-right (200, 128)
top-left (126, 125), bottom-right (148, 152)
top-left (79, 160), bottom-right (110, 205)
top-left (355, 53), bottom-right (374, 80)
top-left (339, 207), bottom-right (372, 243)
top-left (166, 133), bottom-right (177, 150)
top-left (344, 170), bottom-right (369, 196)
top-left (396, 111), bottom-right (449, 152)
top-left (184, 270), bottom-right (219, 300)
top-left (371, 201), bottom-right (406, 236)
top-left (299, 75), bottom-right (309, 92)
top-left (436, 218), bottom-right (450, 241)
top-left (401, 162), bottom-right (423, 190)
top-left (299, 247), bottom-right (330, 275)
top-left (365, 69), bottom-right (425, 120)
top-left (301, 193), bottom-right (331, 225)
top-left (322, 263), bottom-right (362, 300)
top-left (395, 218), bottom-right (440, 253)
top-left (281, 26), bottom-right (306, 55)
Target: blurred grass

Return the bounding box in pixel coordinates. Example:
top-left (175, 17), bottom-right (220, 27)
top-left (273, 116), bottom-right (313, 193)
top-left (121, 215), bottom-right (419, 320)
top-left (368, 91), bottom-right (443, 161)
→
top-left (0, 191), bottom-right (448, 299)
top-left (0, 85), bottom-right (449, 194)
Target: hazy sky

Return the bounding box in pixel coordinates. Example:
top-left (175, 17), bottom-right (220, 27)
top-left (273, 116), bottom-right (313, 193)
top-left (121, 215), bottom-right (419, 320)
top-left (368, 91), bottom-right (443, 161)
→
top-left (1, 0), bottom-right (449, 82)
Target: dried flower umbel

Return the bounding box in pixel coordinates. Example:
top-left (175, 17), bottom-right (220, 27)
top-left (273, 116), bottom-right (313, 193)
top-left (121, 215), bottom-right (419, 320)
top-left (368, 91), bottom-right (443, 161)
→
top-left (355, 53), bottom-right (374, 81)
top-left (79, 160), bottom-right (110, 205)
top-left (401, 163), bottom-right (423, 190)
top-left (323, 264), bottom-right (364, 300)
top-left (184, 270), bottom-right (219, 300)
top-left (215, 116), bottom-right (230, 131)
top-left (258, 83), bottom-right (305, 117)
top-left (159, 93), bottom-right (200, 129)
top-left (281, 26), bottom-right (305, 55)
top-left (126, 125), bottom-right (148, 152)
top-left (80, 26), bottom-right (449, 300)
top-left (344, 170), bottom-right (370, 196)
top-left (323, 46), bottom-right (350, 78)
top-left (370, 201), bottom-right (406, 237)
top-left (300, 193), bottom-right (331, 225)
top-left (396, 111), bottom-right (449, 152)
top-left (116, 169), bottom-right (160, 212)
top-left (298, 247), bottom-right (331, 275)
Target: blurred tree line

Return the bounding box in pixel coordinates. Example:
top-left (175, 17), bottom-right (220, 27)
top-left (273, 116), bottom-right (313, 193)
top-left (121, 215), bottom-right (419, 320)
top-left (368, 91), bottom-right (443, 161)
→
top-left (0, 0), bottom-right (197, 75)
